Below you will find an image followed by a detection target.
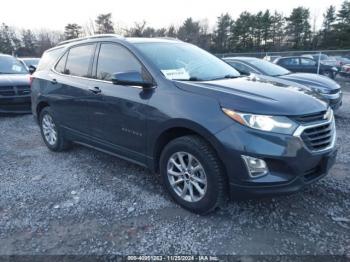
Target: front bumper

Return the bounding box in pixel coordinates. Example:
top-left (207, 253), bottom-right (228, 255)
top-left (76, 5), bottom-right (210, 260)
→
top-left (229, 149), bottom-right (336, 198)
top-left (0, 95), bottom-right (31, 114)
top-left (323, 92), bottom-right (343, 111)
top-left (215, 118), bottom-right (337, 199)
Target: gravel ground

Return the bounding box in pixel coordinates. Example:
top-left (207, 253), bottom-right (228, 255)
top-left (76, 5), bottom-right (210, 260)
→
top-left (0, 82), bottom-right (349, 256)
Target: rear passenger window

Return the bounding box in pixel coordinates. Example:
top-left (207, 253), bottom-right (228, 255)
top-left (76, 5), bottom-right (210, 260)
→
top-left (65, 44), bottom-right (95, 77)
top-left (96, 43), bottom-right (142, 81)
top-left (55, 52), bottom-right (68, 74)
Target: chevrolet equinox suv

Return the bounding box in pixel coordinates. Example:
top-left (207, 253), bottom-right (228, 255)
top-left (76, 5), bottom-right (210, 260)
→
top-left (31, 35), bottom-right (337, 214)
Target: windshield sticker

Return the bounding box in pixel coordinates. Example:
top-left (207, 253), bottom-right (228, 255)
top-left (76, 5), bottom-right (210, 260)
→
top-left (12, 65), bottom-right (22, 72)
top-left (161, 68), bottom-right (190, 80)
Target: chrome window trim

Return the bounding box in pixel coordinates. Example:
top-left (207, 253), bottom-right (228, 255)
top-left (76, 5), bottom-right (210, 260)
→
top-left (50, 68), bottom-right (151, 90)
top-left (293, 110), bottom-right (336, 153)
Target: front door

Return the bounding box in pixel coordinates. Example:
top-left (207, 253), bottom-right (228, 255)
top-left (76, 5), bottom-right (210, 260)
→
top-left (88, 42), bottom-right (153, 164)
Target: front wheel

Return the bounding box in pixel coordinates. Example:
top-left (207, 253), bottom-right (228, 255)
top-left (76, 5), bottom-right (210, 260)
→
top-left (160, 135), bottom-right (227, 214)
top-left (39, 107), bottom-right (70, 151)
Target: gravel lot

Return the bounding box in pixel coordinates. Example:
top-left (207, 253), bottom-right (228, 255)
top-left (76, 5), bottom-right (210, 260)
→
top-left (0, 79), bottom-right (349, 256)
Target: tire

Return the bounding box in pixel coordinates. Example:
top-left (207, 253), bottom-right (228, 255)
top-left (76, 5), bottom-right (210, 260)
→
top-left (322, 70), bottom-right (334, 79)
top-left (160, 135), bottom-right (227, 214)
top-left (39, 107), bottom-right (70, 151)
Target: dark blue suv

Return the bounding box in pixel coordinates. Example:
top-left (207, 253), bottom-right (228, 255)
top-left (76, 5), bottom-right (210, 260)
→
top-left (31, 35), bottom-right (337, 214)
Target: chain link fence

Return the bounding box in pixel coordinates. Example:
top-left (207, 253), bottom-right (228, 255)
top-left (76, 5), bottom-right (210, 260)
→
top-left (217, 50), bottom-right (350, 83)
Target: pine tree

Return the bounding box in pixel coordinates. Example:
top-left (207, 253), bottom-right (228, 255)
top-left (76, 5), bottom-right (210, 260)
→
top-left (95, 13), bottom-right (115, 34)
top-left (64, 23), bottom-right (82, 40)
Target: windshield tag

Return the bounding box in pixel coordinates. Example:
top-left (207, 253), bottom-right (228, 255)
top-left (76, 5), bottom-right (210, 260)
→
top-left (12, 65), bottom-right (22, 72)
top-left (161, 68), bottom-right (190, 80)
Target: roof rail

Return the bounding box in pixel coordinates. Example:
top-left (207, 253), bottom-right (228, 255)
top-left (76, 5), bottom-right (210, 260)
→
top-left (57, 34), bottom-right (124, 46)
top-left (156, 37), bottom-right (181, 41)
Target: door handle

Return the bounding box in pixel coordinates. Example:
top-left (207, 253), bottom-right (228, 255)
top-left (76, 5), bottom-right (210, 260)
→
top-left (51, 79), bottom-right (57, 85)
top-left (89, 86), bottom-right (102, 94)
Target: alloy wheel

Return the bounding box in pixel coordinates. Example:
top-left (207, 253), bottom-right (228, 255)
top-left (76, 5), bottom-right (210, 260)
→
top-left (167, 152), bottom-right (207, 202)
top-left (42, 114), bottom-right (57, 146)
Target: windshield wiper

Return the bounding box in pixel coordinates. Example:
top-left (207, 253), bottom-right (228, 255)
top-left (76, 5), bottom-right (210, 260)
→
top-left (173, 77), bottom-right (204, 81)
top-left (208, 74), bottom-right (240, 81)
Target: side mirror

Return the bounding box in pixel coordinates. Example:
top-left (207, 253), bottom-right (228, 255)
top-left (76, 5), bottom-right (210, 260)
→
top-left (111, 71), bottom-right (154, 88)
top-left (28, 65), bottom-right (36, 74)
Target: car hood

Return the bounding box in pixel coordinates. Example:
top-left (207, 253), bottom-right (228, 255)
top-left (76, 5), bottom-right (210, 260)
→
top-left (0, 74), bottom-right (30, 86)
top-left (278, 73), bottom-right (340, 91)
top-left (174, 76), bottom-right (327, 116)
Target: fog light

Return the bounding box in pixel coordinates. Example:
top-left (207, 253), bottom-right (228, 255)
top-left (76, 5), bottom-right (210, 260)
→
top-left (242, 155), bottom-right (268, 177)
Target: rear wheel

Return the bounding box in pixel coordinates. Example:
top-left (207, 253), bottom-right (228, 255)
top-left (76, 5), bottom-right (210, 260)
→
top-left (160, 135), bottom-right (227, 214)
top-left (322, 70), bottom-right (334, 79)
top-left (39, 107), bottom-right (70, 151)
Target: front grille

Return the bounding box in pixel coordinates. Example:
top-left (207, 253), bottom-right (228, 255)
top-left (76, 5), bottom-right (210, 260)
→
top-left (293, 111), bottom-right (326, 124)
top-left (301, 121), bottom-right (334, 151)
top-left (16, 85), bottom-right (31, 95)
top-left (0, 86), bottom-right (16, 96)
top-left (0, 85), bottom-right (30, 96)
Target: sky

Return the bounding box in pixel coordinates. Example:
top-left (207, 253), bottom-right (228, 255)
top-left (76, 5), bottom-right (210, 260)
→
top-left (0, 0), bottom-right (345, 32)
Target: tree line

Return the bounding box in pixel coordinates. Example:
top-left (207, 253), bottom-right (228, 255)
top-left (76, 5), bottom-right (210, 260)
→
top-left (1, 0), bottom-right (350, 57)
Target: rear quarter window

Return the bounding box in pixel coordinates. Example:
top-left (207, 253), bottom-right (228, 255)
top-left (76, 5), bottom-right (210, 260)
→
top-left (36, 47), bottom-right (65, 71)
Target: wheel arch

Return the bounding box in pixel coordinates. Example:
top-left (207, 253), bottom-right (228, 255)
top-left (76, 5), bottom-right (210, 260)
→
top-left (149, 120), bottom-right (226, 174)
top-left (36, 101), bottom-right (50, 120)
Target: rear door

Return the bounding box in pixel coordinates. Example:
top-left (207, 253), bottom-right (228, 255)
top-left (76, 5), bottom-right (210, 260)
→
top-left (277, 58), bottom-right (300, 72)
top-left (51, 43), bottom-right (98, 137)
top-left (300, 57), bottom-right (318, 73)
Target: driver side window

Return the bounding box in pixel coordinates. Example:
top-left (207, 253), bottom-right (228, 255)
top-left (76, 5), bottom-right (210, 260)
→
top-left (96, 43), bottom-right (142, 81)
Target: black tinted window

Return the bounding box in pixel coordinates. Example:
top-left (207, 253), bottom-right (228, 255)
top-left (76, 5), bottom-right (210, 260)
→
top-left (96, 43), bottom-right (142, 81)
top-left (55, 52), bottom-right (68, 74)
top-left (65, 44), bottom-right (95, 77)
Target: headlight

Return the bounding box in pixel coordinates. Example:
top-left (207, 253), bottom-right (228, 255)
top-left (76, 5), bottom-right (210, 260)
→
top-left (222, 108), bottom-right (298, 134)
top-left (314, 88), bottom-right (331, 94)
top-left (332, 67), bottom-right (338, 71)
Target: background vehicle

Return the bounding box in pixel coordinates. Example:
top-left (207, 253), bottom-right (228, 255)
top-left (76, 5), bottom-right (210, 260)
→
top-left (19, 57), bottom-right (40, 73)
top-left (263, 55), bottom-right (281, 62)
top-left (224, 57), bottom-right (342, 110)
top-left (31, 35), bottom-right (336, 214)
top-left (274, 56), bottom-right (338, 79)
top-left (302, 54), bottom-right (337, 67)
top-left (332, 56), bottom-right (350, 66)
top-left (0, 54), bottom-right (31, 114)
top-left (340, 64), bottom-right (350, 78)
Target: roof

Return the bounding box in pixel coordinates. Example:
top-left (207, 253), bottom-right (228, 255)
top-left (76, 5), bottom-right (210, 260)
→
top-left (126, 37), bottom-right (181, 43)
top-left (57, 34), bottom-right (181, 47)
top-left (0, 53), bottom-right (13, 58)
top-left (20, 57), bottom-right (40, 60)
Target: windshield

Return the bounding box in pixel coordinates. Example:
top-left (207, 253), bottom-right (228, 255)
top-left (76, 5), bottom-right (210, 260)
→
top-left (135, 42), bottom-right (240, 81)
top-left (0, 56), bottom-right (28, 74)
top-left (249, 59), bottom-right (290, 76)
top-left (22, 59), bottom-right (39, 67)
